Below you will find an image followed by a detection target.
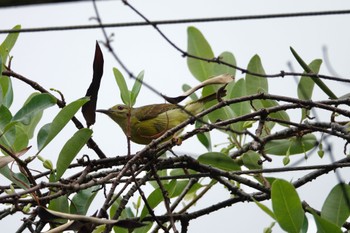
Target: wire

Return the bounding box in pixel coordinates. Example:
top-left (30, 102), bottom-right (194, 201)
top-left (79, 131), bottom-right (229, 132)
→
top-left (1, 9), bottom-right (350, 34)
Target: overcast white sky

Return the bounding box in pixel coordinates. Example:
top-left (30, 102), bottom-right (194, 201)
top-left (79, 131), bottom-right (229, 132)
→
top-left (1, 0), bottom-right (350, 232)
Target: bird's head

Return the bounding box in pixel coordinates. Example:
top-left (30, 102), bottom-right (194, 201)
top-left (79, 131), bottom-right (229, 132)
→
top-left (96, 104), bottom-right (132, 123)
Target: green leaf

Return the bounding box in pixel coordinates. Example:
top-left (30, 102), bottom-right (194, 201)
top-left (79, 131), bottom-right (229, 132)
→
top-left (37, 97), bottom-right (89, 152)
top-left (213, 51), bottom-right (236, 77)
top-left (242, 151), bottom-right (262, 170)
top-left (140, 180), bottom-right (176, 220)
top-left (244, 55), bottom-right (290, 126)
top-left (113, 67), bottom-right (130, 106)
top-left (133, 222), bottom-right (153, 233)
top-left (252, 198), bottom-right (275, 220)
top-left (195, 116), bottom-right (211, 151)
top-left (70, 185), bottom-right (100, 215)
top-left (130, 70), bottom-right (144, 107)
top-left (48, 194), bottom-right (69, 223)
top-left (0, 55), bottom-right (2, 75)
top-left (12, 93), bottom-right (56, 125)
top-left (297, 59), bottom-right (322, 121)
top-left (290, 47), bottom-right (336, 99)
top-left (0, 166), bottom-right (29, 189)
top-left (16, 93), bottom-right (44, 139)
top-left (202, 52), bottom-right (236, 125)
top-left (261, 99), bottom-right (290, 127)
top-left (0, 26), bottom-right (17, 106)
top-left (0, 77), bottom-right (13, 108)
top-left (245, 55), bottom-right (268, 95)
top-left (187, 26), bottom-right (215, 81)
top-left (140, 188), bottom-right (162, 220)
top-left (12, 125), bottom-right (28, 152)
top-left (300, 215), bottom-right (309, 233)
top-left (0, 105), bottom-right (14, 148)
top-left (228, 78), bottom-right (251, 131)
top-left (271, 179), bottom-right (304, 233)
top-left (310, 208), bottom-right (342, 233)
top-left (56, 128), bottom-right (92, 180)
top-left (110, 197), bottom-right (135, 233)
top-left (168, 180), bottom-right (202, 198)
top-left (0, 25), bottom-right (21, 64)
top-left (198, 152), bottom-right (241, 171)
top-left (0, 105), bottom-right (11, 128)
top-left (245, 55), bottom-right (274, 124)
top-left (265, 134), bottom-right (317, 156)
top-left (321, 183), bottom-right (350, 227)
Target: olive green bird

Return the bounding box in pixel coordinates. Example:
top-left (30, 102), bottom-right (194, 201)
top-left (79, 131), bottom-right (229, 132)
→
top-left (96, 93), bottom-right (221, 145)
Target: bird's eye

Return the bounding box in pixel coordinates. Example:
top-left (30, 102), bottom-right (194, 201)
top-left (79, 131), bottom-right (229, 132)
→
top-left (117, 105), bottom-right (124, 111)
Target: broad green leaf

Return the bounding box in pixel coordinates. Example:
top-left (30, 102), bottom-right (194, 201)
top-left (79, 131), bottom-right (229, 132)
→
top-left (260, 99), bottom-right (290, 127)
top-left (202, 52), bottom-right (236, 125)
top-left (0, 25), bottom-right (21, 64)
top-left (37, 123), bottom-right (50, 151)
top-left (0, 105), bottom-right (12, 130)
top-left (195, 116), bottom-right (211, 151)
top-left (56, 128), bottom-right (92, 180)
top-left (149, 169), bottom-right (168, 189)
top-left (70, 185), bottom-right (100, 215)
top-left (133, 222), bottom-right (153, 233)
top-left (140, 180), bottom-right (176, 220)
top-left (110, 197), bottom-right (135, 233)
top-left (212, 51), bottom-right (236, 77)
top-left (0, 77), bottom-right (13, 108)
top-left (140, 188), bottom-right (162, 220)
top-left (12, 93), bottom-right (56, 125)
top-left (252, 198), bottom-right (275, 220)
top-left (0, 25), bottom-right (17, 107)
top-left (297, 59), bottom-right (322, 121)
top-left (168, 180), bottom-right (202, 198)
top-left (169, 168), bottom-right (197, 176)
top-left (265, 134), bottom-right (317, 156)
top-left (245, 55), bottom-right (268, 95)
top-left (271, 179), bottom-right (304, 233)
top-left (17, 93), bottom-right (45, 139)
top-left (12, 125), bottom-right (28, 152)
top-left (290, 47), bottom-right (337, 99)
top-left (245, 55), bottom-right (272, 121)
top-left (198, 152), bottom-right (241, 171)
top-left (310, 208), bottom-right (342, 233)
top-left (18, 110), bottom-right (42, 140)
top-left (228, 78), bottom-right (250, 115)
top-left (242, 151), bottom-right (262, 170)
top-left (48, 195), bottom-right (69, 223)
top-left (113, 67), bottom-right (130, 106)
top-left (244, 55), bottom-right (290, 129)
top-left (227, 78), bottom-right (251, 131)
top-left (321, 183), bottom-right (350, 227)
top-left (37, 97), bottom-right (89, 152)
top-left (130, 70), bottom-right (144, 106)
top-left (0, 166), bottom-right (29, 189)
top-left (0, 106), bottom-right (16, 150)
top-left (300, 215), bottom-right (309, 233)
top-left (187, 26), bottom-right (215, 81)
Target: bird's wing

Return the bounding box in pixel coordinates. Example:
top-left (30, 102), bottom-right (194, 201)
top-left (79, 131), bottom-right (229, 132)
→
top-left (134, 104), bottom-right (178, 121)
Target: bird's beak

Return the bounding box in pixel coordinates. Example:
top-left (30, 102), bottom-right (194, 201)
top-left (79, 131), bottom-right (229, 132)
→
top-left (96, 109), bottom-right (109, 114)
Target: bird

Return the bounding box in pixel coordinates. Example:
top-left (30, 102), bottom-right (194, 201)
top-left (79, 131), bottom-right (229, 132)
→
top-left (96, 92), bottom-right (223, 145)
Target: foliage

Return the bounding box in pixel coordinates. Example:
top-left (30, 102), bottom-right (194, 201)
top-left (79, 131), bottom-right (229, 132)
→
top-left (0, 24), bottom-right (349, 233)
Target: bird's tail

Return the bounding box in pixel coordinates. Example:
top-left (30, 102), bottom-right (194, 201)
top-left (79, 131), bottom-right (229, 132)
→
top-left (185, 89), bottom-right (226, 114)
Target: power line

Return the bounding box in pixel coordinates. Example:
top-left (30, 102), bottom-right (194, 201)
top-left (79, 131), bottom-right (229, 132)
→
top-left (1, 9), bottom-right (349, 34)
